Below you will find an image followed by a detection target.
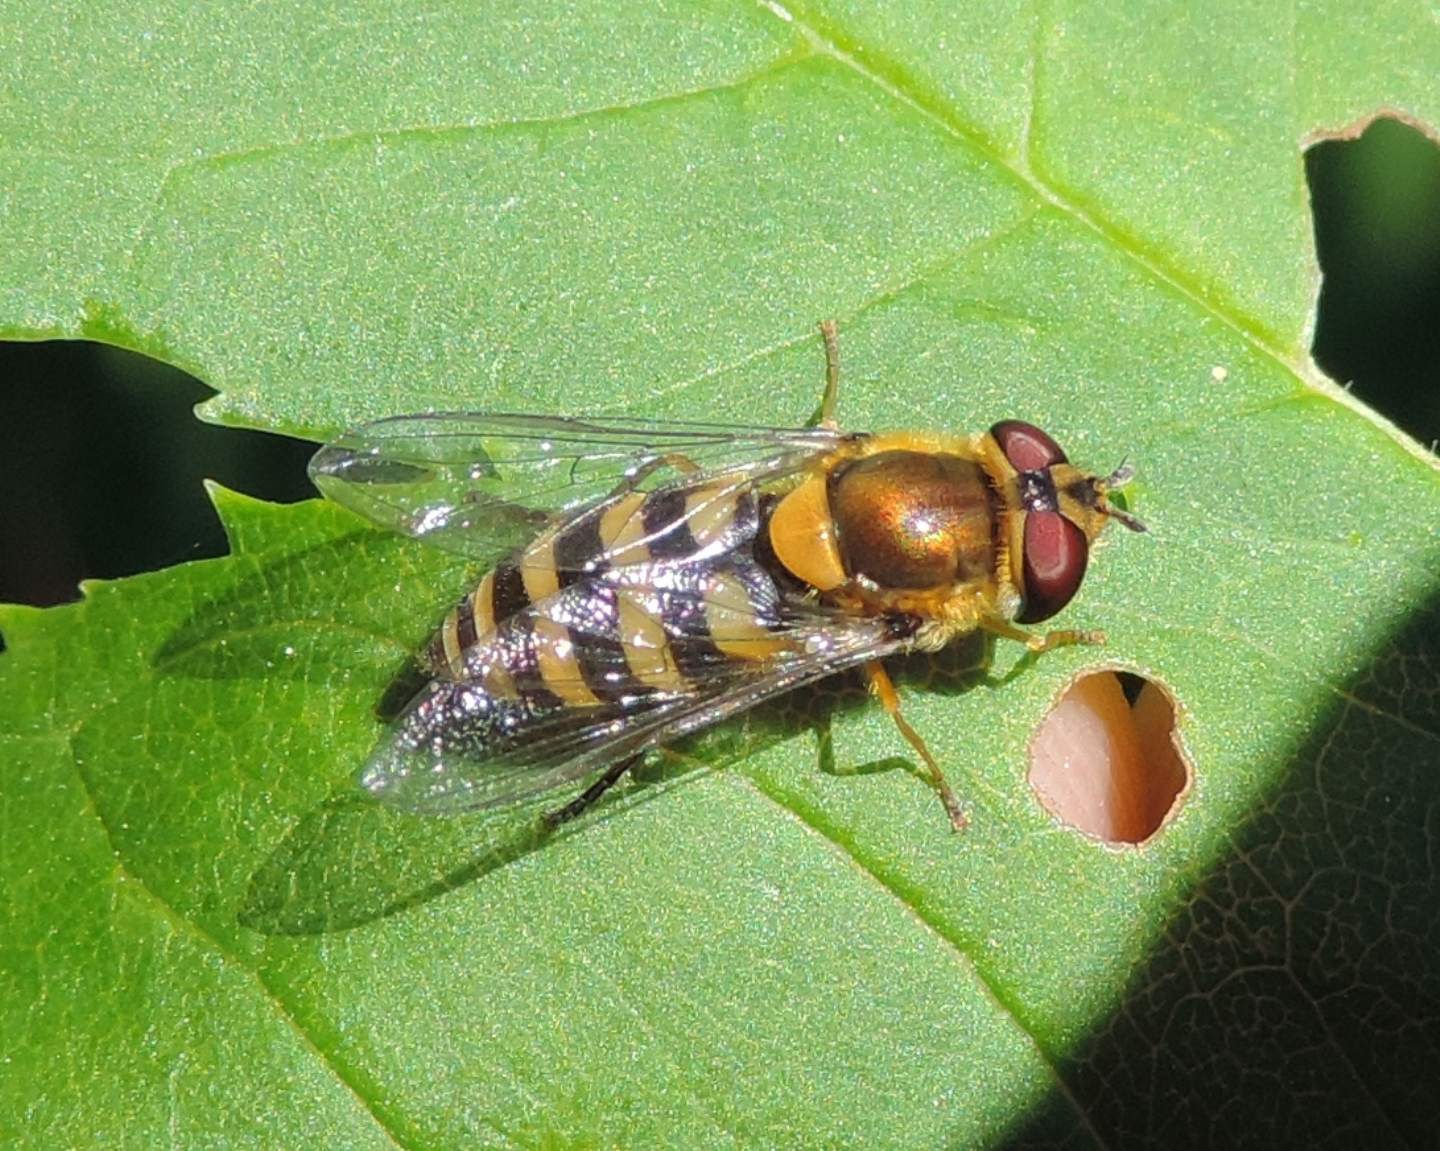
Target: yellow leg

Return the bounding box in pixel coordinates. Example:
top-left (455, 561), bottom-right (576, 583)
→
top-left (650, 451), bottom-right (702, 476)
top-left (608, 451), bottom-right (701, 497)
top-left (865, 660), bottom-right (968, 831)
top-left (818, 320), bottom-right (841, 430)
top-left (981, 617), bottom-right (1107, 653)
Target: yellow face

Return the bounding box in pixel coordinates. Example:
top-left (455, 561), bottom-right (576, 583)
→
top-left (1051, 462), bottom-right (1135, 543)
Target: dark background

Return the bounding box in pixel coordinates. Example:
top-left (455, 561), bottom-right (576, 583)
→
top-left (1, 117), bottom-right (1436, 612)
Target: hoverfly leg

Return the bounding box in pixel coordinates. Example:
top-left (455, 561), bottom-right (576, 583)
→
top-left (817, 319), bottom-right (842, 430)
top-left (608, 452), bottom-right (701, 498)
top-left (864, 661), bottom-right (968, 832)
top-left (982, 618), bottom-right (1106, 653)
top-left (542, 754), bottom-right (643, 829)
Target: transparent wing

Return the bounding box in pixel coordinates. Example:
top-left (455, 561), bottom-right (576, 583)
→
top-left (310, 412), bottom-right (845, 559)
top-left (359, 564), bottom-right (905, 816)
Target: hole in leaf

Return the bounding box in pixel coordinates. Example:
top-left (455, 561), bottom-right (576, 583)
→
top-left (1307, 115), bottom-right (1440, 447)
top-left (0, 341), bottom-right (316, 610)
top-left (1028, 669), bottom-right (1189, 845)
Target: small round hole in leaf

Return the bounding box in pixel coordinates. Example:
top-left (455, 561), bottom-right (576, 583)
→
top-left (1028, 670), bottom-right (1188, 845)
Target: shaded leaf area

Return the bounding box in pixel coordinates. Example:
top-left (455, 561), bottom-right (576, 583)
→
top-left (3, 1), bottom-right (1440, 1148)
top-left (1012, 598), bottom-right (1440, 1150)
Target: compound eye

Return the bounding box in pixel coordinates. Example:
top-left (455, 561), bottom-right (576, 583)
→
top-left (991, 420), bottom-right (1068, 472)
top-left (1018, 511), bottom-right (1088, 622)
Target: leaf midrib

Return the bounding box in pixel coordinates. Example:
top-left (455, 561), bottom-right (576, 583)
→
top-left (760, 0), bottom-right (1319, 391)
top-left (734, 772), bottom-right (1114, 1148)
top-left (53, 710), bottom-right (417, 1150)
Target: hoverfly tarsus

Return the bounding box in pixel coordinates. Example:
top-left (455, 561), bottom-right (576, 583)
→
top-left (310, 322), bottom-right (1145, 832)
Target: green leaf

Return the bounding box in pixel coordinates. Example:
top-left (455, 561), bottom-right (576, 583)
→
top-left (3, 3), bottom-right (1439, 1147)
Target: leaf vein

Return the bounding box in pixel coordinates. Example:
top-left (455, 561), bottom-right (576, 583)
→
top-left (731, 773), bottom-right (1117, 1151)
top-left (118, 51), bottom-right (816, 289)
top-left (625, 205), bottom-right (1045, 412)
top-left (750, 1), bottom-right (1335, 422)
top-left (1104, 602), bottom-right (1439, 744)
top-left (60, 727), bottom-right (417, 1151)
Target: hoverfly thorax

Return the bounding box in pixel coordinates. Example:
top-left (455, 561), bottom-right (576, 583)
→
top-left (828, 450), bottom-right (995, 590)
top-left (767, 417), bottom-right (1143, 628)
top-left (987, 419), bottom-right (1146, 623)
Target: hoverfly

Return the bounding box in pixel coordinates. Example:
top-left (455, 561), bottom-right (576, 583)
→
top-left (311, 322), bottom-right (1145, 831)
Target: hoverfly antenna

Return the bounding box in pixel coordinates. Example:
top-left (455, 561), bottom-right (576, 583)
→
top-left (1105, 458), bottom-right (1136, 489)
top-left (1097, 458), bottom-right (1146, 532)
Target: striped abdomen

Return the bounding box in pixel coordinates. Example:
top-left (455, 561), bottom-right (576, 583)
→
top-left (409, 477), bottom-right (798, 762)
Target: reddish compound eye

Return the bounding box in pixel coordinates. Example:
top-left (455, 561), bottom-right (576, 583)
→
top-left (991, 420), bottom-right (1068, 472)
top-left (1018, 510), bottom-right (1088, 622)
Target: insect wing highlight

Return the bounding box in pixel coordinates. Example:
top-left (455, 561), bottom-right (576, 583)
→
top-left (309, 413), bottom-right (843, 559)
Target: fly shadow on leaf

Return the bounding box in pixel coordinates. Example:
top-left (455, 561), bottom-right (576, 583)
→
top-left (238, 746), bottom-right (709, 936)
top-left (777, 631), bottom-right (997, 786)
top-left (239, 765), bottom-right (697, 935)
top-left (240, 631), bottom-right (998, 936)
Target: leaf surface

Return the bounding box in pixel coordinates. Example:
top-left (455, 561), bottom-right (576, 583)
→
top-left (3, 3), bottom-right (1439, 1147)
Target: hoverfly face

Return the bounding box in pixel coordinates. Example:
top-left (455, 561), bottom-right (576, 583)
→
top-left (989, 419), bottom-right (1144, 623)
